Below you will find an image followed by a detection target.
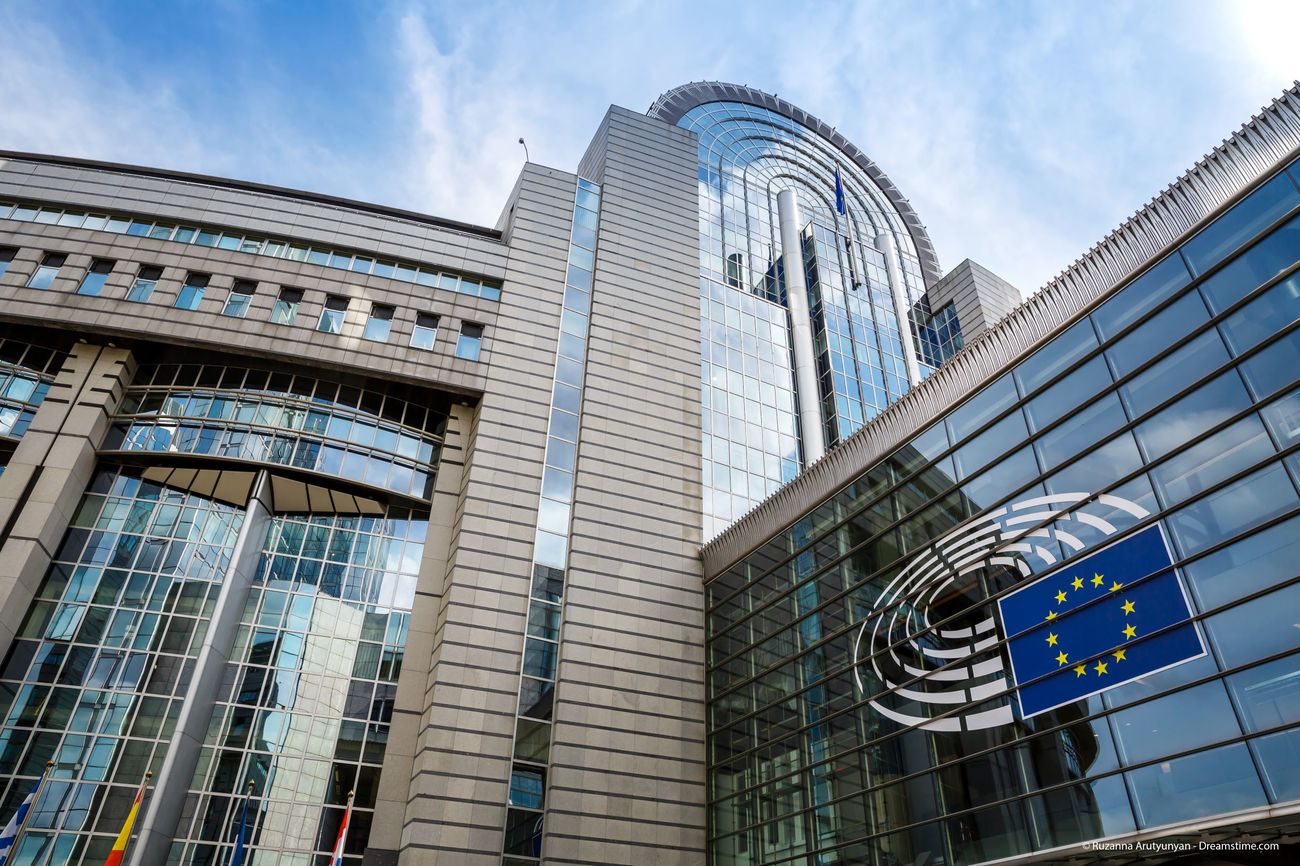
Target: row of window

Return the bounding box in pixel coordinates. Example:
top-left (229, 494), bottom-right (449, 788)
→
top-left (5, 251), bottom-right (486, 361)
top-left (0, 200), bottom-right (502, 302)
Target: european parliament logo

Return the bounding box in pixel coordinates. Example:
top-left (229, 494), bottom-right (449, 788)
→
top-left (998, 524), bottom-right (1204, 718)
top-left (853, 493), bottom-right (1205, 730)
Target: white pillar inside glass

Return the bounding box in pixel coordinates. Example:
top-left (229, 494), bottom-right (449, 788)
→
top-left (777, 189), bottom-right (827, 464)
top-left (876, 230), bottom-right (923, 387)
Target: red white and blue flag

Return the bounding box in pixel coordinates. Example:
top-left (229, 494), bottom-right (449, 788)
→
top-left (329, 791), bottom-right (355, 866)
top-left (0, 762), bottom-right (50, 866)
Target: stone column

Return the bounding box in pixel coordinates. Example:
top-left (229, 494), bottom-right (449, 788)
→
top-left (0, 341), bottom-right (134, 658)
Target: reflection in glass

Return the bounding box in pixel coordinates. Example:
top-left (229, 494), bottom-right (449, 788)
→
top-left (1125, 743), bottom-right (1265, 829)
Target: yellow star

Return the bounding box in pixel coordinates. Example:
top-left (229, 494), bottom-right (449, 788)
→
top-left (1055, 651), bottom-right (1069, 666)
top-left (1123, 623), bottom-right (1137, 640)
top-left (1046, 632), bottom-right (1059, 647)
top-left (1113, 648), bottom-right (1127, 662)
top-left (1045, 610), bottom-right (1057, 621)
top-left (1110, 581), bottom-right (1123, 592)
top-left (1071, 576), bottom-right (1084, 591)
top-left (1094, 660), bottom-right (1109, 675)
top-left (1055, 590), bottom-right (1068, 604)
top-left (1092, 573), bottom-right (1104, 587)
top-left (1121, 599), bottom-right (1135, 615)
top-left (1074, 664), bottom-right (1087, 677)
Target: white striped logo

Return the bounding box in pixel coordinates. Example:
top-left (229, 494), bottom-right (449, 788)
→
top-left (852, 493), bottom-right (1149, 731)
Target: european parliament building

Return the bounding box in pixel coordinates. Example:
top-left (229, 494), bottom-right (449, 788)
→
top-left (0, 79), bottom-right (1296, 866)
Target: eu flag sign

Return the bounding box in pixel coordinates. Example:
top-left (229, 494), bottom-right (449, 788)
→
top-left (998, 525), bottom-right (1204, 718)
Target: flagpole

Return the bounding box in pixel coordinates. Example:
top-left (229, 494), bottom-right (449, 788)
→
top-left (329, 790), bottom-right (354, 866)
top-left (103, 771), bottom-right (151, 866)
top-left (0, 760), bottom-right (53, 866)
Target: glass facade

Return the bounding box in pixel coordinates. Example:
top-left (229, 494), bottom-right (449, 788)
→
top-left (0, 342), bottom-right (449, 865)
top-left (170, 507), bottom-right (425, 866)
top-left (677, 102), bottom-right (935, 539)
top-left (0, 465), bottom-right (245, 866)
top-left (705, 157), bottom-right (1300, 864)
top-left (102, 362), bottom-right (447, 500)
top-left (0, 336), bottom-right (66, 476)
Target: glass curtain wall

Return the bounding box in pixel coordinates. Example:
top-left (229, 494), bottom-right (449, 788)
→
top-left (0, 466), bottom-right (246, 866)
top-left (678, 101), bottom-right (933, 538)
top-left (170, 509), bottom-right (425, 866)
top-left (0, 336), bottom-right (67, 474)
top-left (705, 157), bottom-right (1300, 864)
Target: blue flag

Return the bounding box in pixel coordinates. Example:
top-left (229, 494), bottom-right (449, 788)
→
top-left (230, 782), bottom-right (253, 866)
top-left (834, 165), bottom-right (846, 215)
top-left (998, 525), bottom-right (1204, 718)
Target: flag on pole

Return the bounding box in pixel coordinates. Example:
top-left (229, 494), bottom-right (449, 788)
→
top-left (834, 165), bottom-right (846, 215)
top-left (103, 772), bottom-right (151, 866)
top-left (0, 761), bottom-right (52, 866)
top-left (329, 790), bottom-right (355, 866)
top-left (230, 779), bottom-right (255, 866)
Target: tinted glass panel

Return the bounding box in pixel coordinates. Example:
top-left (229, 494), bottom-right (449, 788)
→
top-left (946, 375), bottom-right (1016, 442)
top-left (1014, 318), bottom-right (1099, 395)
top-left (1206, 580), bottom-right (1300, 669)
top-left (1024, 356), bottom-right (1112, 433)
top-left (1183, 173), bottom-right (1300, 275)
top-left (1217, 273), bottom-right (1300, 357)
top-left (1134, 371), bottom-right (1252, 461)
top-left (1091, 253), bottom-right (1192, 341)
top-left (1118, 329), bottom-right (1231, 419)
top-left (1198, 214), bottom-right (1300, 314)
top-left (1126, 743), bottom-right (1265, 829)
top-left (1237, 328), bottom-right (1300, 399)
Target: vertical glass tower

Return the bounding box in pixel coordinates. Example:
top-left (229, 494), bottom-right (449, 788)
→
top-left (648, 84), bottom-right (955, 539)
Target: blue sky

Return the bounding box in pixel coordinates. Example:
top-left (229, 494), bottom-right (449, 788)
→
top-left (1, 0), bottom-right (1296, 294)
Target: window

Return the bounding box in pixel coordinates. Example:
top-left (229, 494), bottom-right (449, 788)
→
top-left (409, 313), bottom-right (439, 350)
top-left (0, 247), bottom-right (14, 279)
top-left (76, 259), bottom-right (114, 296)
top-left (317, 295), bottom-right (348, 334)
top-left (363, 304), bottom-right (394, 342)
top-left (127, 266), bottom-right (163, 303)
top-left (455, 322), bottom-right (484, 361)
top-left (222, 280), bottom-right (256, 318)
top-left (174, 273), bottom-right (209, 310)
top-left (270, 288), bottom-right (303, 325)
top-left (26, 253), bottom-right (65, 290)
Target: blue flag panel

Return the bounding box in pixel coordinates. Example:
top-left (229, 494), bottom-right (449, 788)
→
top-left (997, 525), bottom-right (1204, 718)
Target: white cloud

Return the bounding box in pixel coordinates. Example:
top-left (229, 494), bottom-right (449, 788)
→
top-left (1, 0), bottom-right (1293, 297)
top-left (0, 9), bottom-right (215, 171)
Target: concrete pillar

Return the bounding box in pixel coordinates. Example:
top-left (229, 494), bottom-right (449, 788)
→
top-left (777, 189), bottom-right (827, 464)
top-left (361, 401), bottom-right (470, 866)
top-left (0, 342), bottom-right (134, 660)
top-left (129, 471), bottom-right (273, 866)
top-left (877, 231), bottom-right (923, 387)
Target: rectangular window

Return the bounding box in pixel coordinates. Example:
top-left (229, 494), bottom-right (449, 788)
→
top-left (455, 322), bottom-right (484, 361)
top-left (363, 303), bottom-right (394, 342)
top-left (126, 265), bottom-right (163, 303)
top-left (26, 253), bottom-right (65, 290)
top-left (317, 295), bottom-right (348, 334)
top-left (409, 313), bottom-right (439, 350)
top-left (270, 288), bottom-right (303, 325)
top-left (221, 279), bottom-right (256, 318)
top-left (174, 273), bottom-right (209, 311)
top-left (77, 259), bottom-right (114, 296)
top-left (0, 247), bottom-right (14, 279)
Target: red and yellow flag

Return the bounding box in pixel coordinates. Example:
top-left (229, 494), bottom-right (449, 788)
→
top-left (103, 773), bottom-right (151, 866)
